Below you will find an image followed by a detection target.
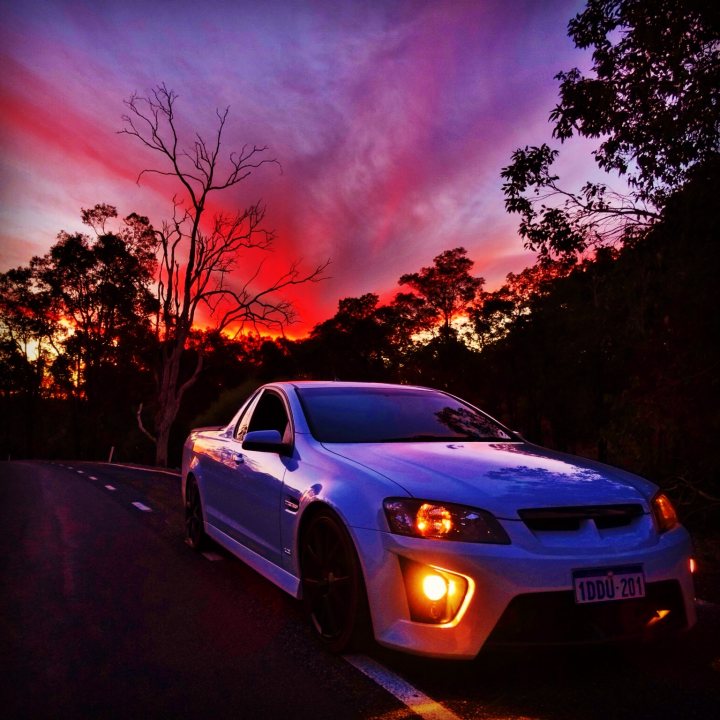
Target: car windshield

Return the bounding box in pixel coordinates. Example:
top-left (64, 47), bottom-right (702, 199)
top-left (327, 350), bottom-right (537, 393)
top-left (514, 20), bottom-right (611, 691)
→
top-left (296, 386), bottom-right (514, 443)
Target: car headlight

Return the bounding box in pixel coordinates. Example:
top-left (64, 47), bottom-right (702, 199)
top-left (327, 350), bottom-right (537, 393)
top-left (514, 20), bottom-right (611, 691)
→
top-left (651, 492), bottom-right (679, 533)
top-left (383, 498), bottom-right (510, 544)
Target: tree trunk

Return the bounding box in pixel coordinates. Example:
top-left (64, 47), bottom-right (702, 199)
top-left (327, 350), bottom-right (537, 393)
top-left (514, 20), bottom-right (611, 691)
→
top-left (155, 416), bottom-right (172, 468)
top-left (152, 338), bottom-right (202, 467)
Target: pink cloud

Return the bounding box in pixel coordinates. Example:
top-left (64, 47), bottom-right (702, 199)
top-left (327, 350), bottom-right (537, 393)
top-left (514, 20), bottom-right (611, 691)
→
top-left (1, 0), bottom-right (597, 336)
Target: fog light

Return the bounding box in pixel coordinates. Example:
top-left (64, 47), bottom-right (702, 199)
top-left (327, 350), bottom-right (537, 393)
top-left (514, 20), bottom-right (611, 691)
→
top-left (689, 557), bottom-right (696, 574)
top-left (399, 558), bottom-right (472, 625)
top-left (422, 574), bottom-right (448, 602)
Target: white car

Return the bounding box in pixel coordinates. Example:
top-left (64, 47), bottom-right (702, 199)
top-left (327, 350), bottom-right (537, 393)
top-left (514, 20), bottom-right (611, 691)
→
top-left (181, 381), bottom-right (696, 659)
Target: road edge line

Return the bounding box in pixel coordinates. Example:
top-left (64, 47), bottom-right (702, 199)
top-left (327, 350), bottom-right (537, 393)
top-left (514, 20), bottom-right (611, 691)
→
top-left (344, 654), bottom-right (462, 720)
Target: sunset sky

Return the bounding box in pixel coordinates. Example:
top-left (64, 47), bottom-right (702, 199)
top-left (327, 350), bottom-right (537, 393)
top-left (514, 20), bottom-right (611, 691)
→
top-left (0, 0), bottom-right (603, 336)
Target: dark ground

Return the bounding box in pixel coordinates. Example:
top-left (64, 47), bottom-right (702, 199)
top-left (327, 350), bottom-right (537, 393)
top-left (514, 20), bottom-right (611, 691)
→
top-left (692, 532), bottom-right (720, 605)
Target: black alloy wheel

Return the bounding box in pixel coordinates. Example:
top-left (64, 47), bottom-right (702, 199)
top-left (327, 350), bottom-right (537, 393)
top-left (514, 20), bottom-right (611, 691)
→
top-left (300, 509), bottom-right (370, 653)
top-left (184, 477), bottom-right (207, 551)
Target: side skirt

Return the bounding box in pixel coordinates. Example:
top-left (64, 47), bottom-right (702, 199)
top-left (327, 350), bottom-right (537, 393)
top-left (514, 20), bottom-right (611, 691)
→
top-left (206, 523), bottom-right (301, 598)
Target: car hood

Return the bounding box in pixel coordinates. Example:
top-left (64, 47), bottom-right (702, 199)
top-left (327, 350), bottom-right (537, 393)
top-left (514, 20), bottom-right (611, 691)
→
top-left (323, 441), bottom-right (656, 518)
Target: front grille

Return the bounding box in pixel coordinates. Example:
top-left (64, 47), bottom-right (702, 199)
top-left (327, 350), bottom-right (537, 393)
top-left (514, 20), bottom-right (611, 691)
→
top-left (518, 504), bottom-right (643, 532)
top-left (486, 580), bottom-right (687, 646)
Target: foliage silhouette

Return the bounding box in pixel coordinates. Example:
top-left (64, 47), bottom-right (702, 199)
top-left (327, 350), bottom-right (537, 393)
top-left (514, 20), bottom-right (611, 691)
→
top-left (501, 0), bottom-right (719, 262)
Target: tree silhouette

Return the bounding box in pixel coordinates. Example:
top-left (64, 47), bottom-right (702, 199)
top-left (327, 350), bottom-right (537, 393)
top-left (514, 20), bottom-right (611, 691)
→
top-left (553, 0), bottom-right (720, 204)
top-left (399, 247), bottom-right (483, 341)
top-left (469, 261), bottom-right (571, 349)
top-left (120, 84), bottom-right (327, 466)
top-left (501, 143), bottom-right (659, 263)
top-left (500, 0), bottom-right (719, 262)
top-left (31, 204), bottom-right (158, 405)
top-left (0, 266), bottom-right (53, 390)
top-left (0, 205), bottom-right (158, 458)
top-left (300, 294), bottom-right (389, 380)
top-left (0, 266), bottom-right (54, 457)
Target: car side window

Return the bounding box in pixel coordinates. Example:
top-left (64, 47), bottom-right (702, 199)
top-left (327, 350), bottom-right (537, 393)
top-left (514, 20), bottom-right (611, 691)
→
top-left (243, 390), bottom-right (291, 443)
top-left (232, 390), bottom-right (261, 440)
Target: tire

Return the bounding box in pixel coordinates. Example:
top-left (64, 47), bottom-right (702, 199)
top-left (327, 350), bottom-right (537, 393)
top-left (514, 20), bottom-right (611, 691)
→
top-left (184, 477), bottom-right (208, 551)
top-left (300, 508), bottom-right (371, 653)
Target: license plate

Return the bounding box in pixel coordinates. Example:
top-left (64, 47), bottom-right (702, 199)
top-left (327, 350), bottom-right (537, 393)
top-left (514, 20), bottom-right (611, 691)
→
top-left (572, 565), bottom-right (646, 604)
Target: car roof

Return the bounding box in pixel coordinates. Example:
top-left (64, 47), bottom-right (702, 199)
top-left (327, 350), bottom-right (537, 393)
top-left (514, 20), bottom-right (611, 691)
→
top-left (281, 380), bottom-right (438, 392)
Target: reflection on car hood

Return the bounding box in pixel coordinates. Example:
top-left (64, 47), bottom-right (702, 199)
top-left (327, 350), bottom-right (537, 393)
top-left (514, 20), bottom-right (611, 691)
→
top-left (323, 441), bottom-right (655, 517)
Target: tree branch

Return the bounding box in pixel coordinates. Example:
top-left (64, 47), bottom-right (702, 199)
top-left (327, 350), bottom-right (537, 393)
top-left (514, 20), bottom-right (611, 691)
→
top-left (136, 403), bottom-right (157, 444)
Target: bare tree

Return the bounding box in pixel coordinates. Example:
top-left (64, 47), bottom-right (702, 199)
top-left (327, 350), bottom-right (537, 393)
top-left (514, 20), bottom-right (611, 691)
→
top-left (120, 83), bottom-right (327, 466)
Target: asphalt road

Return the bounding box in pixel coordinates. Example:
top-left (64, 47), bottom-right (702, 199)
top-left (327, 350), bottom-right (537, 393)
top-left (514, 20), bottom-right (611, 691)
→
top-left (0, 461), bottom-right (401, 719)
top-left (2, 460), bottom-right (719, 720)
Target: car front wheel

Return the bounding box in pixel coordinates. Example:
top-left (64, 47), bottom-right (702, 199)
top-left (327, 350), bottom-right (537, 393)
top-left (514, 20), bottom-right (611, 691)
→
top-left (300, 508), bottom-right (371, 653)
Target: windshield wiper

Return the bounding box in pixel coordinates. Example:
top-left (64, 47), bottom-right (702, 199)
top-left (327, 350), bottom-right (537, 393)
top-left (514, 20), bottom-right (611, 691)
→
top-left (380, 434), bottom-right (463, 442)
top-left (381, 434), bottom-right (514, 443)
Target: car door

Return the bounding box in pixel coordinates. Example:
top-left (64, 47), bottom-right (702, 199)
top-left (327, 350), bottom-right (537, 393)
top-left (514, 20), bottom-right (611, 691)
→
top-left (214, 388), bottom-right (291, 565)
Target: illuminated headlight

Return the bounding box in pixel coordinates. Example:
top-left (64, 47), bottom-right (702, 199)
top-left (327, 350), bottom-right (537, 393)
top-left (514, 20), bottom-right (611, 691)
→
top-left (383, 498), bottom-right (510, 544)
top-left (399, 558), bottom-right (473, 625)
top-left (651, 492), bottom-right (679, 533)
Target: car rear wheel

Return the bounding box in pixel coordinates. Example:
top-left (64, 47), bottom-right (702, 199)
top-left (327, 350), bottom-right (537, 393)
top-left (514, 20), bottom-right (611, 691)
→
top-left (184, 477), bottom-right (207, 551)
top-left (300, 509), bottom-right (371, 653)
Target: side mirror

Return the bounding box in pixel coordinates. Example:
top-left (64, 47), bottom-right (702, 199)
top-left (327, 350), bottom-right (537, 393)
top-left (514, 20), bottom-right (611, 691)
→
top-left (242, 429), bottom-right (288, 453)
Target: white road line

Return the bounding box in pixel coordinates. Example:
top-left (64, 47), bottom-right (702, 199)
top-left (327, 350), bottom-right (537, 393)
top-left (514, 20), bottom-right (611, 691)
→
top-left (132, 501), bottom-right (153, 513)
top-left (76, 470), bottom-right (85, 474)
top-left (104, 484), bottom-right (116, 491)
top-left (89, 476), bottom-right (98, 480)
top-left (344, 654), bottom-right (462, 720)
top-left (202, 552), bottom-right (224, 562)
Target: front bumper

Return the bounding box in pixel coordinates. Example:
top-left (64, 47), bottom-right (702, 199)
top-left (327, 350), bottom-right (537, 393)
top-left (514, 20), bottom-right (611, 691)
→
top-left (353, 525), bottom-right (696, 659)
